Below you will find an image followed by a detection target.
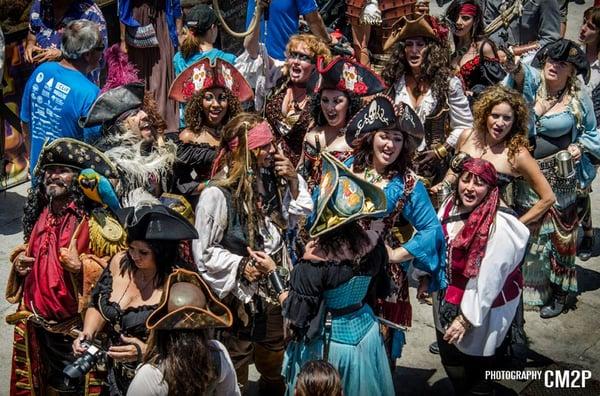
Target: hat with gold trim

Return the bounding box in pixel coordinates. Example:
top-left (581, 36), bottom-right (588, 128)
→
top-left (312, 56), bottom-right (387, 96)
top-left (35, 137), bottom-right (119, 179)
top-left (532, 39), bottom-right (590, 83)
top-left (308, 152), bottom-right (387, 237)
top-left (344, 94), bottom-right (424, 147)
top-left (146, 269), bottom-right (233, 330)
top-left (168, 58), bottom-right (254, 103)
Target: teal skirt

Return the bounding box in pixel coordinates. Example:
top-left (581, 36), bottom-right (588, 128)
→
top-left (282, 307), bottom-right (394, 396)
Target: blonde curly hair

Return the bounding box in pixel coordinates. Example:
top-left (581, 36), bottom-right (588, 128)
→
top-left (473, 85), bottom-right (531, 164)
top-left (282, 34), bottom-right (332, 75)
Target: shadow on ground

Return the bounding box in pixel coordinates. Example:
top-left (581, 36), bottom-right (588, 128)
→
top-left (0, 190), bottom-right (25, 235)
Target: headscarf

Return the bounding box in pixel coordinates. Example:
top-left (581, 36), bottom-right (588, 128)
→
top-left (459, 4), bottom-right (479, 16)
top-left (210, 121), bottom-right (274, 177)
top-left (451, 158), bottom-right (499, 278)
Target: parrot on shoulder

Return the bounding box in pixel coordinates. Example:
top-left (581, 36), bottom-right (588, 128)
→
top-left (78, 168), bottom-right (121, 213)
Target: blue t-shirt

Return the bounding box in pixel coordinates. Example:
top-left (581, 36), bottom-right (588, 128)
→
top-left (245, 0), bottom-right (318, 61)
top-left (20, 62), bottom-right (101, 174)
top-left (173, 49), bottom-right (237, 128)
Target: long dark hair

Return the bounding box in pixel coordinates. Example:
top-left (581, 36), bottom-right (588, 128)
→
top-left (382, 39), bottom-right (452, 104)
top-left (351, 130), bottom-right (415, 179)
top-left (184, 88), bottom-right (242, 133)
top-left (310, 90), bottom-right (363, 127)
top-left (143, 329), bottom-right (218, 396)
top-left (445, 0), bottom-right (485, 43)
top-left (22, 178), bottom-right (88, 242)
top-left (119, 240), bottom-right (181, 288)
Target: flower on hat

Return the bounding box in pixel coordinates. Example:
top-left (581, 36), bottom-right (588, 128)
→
top-left (183, 81), bottom-right (195, 98)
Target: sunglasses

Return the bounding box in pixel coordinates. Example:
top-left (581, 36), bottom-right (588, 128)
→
top-left (287, 51), bottom-right (315, 64)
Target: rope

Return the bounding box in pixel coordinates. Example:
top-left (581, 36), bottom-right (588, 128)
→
top-left (212, 0), bottom-right (263, 38)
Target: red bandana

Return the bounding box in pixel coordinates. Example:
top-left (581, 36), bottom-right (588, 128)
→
top-left (451, 158), bottom-right (499, 278)
top-left (459, 4), bottom-right (479, 16)
top-left (210, 121), bottom-right (274, 177)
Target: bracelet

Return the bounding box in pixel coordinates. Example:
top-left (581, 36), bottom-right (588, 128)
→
top-left (442, 179), bottom-right (452, 190)
top-left (433, 143), bottom-right (448, 159)
top-left (456, 313), bottom-right (472, 330)
top-left (268, 271), bottom-right (286, 296)
top-left (237, 257), bottom-right (252, 280)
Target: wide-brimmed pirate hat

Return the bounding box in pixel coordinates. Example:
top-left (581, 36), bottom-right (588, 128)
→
top-left (147, 269), bottom-right (233, 330)
top-left (169, 58), bottom-right (254, 103)
top-left (384, 14), bottom-right (449, 52)
top-left (532, 39), bottom-right (591, 83)
top-left (344, 94), bottom-right (424, 147)
top-left (159, 193), bottom-right (195, 225)
top-left (310, 56), bottom-right (387, 96)
top-left (308, 152), bottom-right (387, 237)
top-left (34, 138), bottom-right (119, 179)
top-left (79, 83), bottom-right (145, 128)
top-left (116, 203), bottom-right (199, 241)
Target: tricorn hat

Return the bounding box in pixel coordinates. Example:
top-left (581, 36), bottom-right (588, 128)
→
top-left (117, 203), bottom-right (199, 241)
top-left (146, 269), bottom-right (233, 330)
top-left (308, 152), bottom-right (387, 237)
top-left (344, 94), bottom-right (424, 148)
top-left (79, 83), bottom-right (145, 128)
top-left (384, 14), bottom-right (449, 52)
top-left (311, 56), bottom-right (387, 96)
top-left (532, 39), bottom-right (591, 83)
top-left (34, 138), bottom-right (119, 179)
top-left (169, 58), bottom-right (254, 103)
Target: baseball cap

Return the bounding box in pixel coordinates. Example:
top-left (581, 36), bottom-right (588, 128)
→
top-left (185, 4), bottom-right (218, 33)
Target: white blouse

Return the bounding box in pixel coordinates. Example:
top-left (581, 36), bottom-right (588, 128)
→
top-left (192, 176), bottom-right (313, 303)
top-left (393, 75), bottom-right (473, 150)
top-left (434, 204), bottom-right (530, 357)
top-left (127, 340), bottom-right (240, 396)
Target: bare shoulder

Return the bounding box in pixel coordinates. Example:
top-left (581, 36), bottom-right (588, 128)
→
top-left (179, 129), bottom-right (196, 143)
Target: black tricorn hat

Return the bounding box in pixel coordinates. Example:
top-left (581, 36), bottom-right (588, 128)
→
top-left (311, 56), bottom-right (387, 96)
top-left (79, 83), bottom-right (145, 128)
top-left (117, 204), bottom-right (199, 241)
top-left (34, 137), bottom-right (119, 179)
top-left (532, 39), bottom-right (591, 83)
top-left (344, 94), bottom-right (424, 147)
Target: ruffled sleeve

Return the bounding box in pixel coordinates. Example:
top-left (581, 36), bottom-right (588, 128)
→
top-left (400, 181), bottom-right (447, 291)
top-left (445, 77), bottom-right (474, 148)
top-left (282, 260), bottom-right (326, 330)
top-left (192, 187), bottom-right (255, 302)
top-left (175, 141), bottom-right (217, 167)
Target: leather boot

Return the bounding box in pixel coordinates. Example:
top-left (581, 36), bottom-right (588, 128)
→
top-left (540, 291), bottom-right (568, 319)
top-left (429, 341), bottom-right (440, 354)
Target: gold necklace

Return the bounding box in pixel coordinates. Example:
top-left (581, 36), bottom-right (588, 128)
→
top-left (364, 167), bottom-right (383, 184)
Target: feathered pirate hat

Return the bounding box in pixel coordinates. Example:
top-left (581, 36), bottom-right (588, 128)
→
top-left (146, 269), bottom-right (233, 330)
top-left (383, 14), bottom-right (449, 52)
top-left (168, 58), bottom-right (254, 103)
top-left (309, 56), bottom-right (387, 96)
top-left (34, 138), bottom-right (119, 179)
top-left (308, 152), bottom-right (387, 237)
top-left (344, 94), bottom-right (424, 147)
top-left (80, 44), bottom-right (144, 128)
top-left (532, 39), bottom-right (591, 83)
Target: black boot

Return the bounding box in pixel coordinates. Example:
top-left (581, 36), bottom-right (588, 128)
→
top-left (578, 234), bottom-right (594, 261)
top-left (429, 341), bottom-right (440, 354)
top-left (540, 291), bottom-right (568, 319)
